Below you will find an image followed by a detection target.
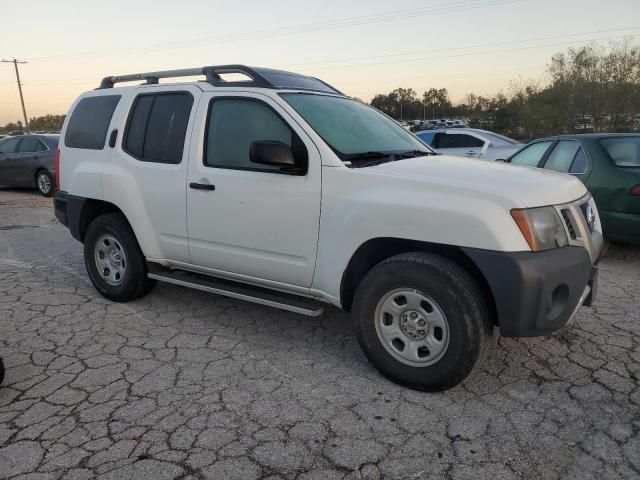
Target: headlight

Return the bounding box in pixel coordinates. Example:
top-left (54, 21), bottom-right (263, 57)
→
top-left (511, 207), bottom-right (569, 251)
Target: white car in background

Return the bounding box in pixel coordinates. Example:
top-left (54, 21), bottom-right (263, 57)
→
top-left (415, 128), bottom-right (523, 161)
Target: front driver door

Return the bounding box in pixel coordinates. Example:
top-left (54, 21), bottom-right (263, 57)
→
top-left (186, 93), bottom-right (322, 287)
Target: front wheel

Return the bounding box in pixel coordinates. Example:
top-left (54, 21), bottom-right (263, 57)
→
top-left (352, 252), bottom-right (493, 391)
top-left (84, 213), bottom-right (156, 302)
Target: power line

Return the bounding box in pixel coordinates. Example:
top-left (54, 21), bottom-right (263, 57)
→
top-left (25, 0), bottom-right (522, 63)
top-left (277, 26), bottom-right (640, 69)
top-left (299, 33), bottom-right (640, 73)
top-left (1, 58), bottom-right (30, 132)
top-left (19, 27), bottom-right (639, 89)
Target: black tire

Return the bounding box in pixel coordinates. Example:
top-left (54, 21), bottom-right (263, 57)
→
top-left (84, 213), bottom-right (156, 302)
top-left (352, 252), bottom-right (493, 392)
top-left (0, 357), bottom-right (4, 385)
top-left (35, 169), bottom-right (55, 197)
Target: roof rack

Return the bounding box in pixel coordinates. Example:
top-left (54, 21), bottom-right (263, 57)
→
top-left (98, 64), bottom-right (343, 95)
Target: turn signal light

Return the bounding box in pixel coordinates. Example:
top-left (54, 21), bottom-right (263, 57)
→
top-left (55, 148), bottom-right (60, 189)
top-left (630, 184), bottom-right (640, 197)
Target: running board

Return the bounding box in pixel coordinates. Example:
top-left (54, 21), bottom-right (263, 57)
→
top-left (147, 263), bottom-right (324, 317)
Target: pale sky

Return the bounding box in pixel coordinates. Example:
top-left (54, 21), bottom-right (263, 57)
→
top-left (0, 0), bottom-right (638, 124)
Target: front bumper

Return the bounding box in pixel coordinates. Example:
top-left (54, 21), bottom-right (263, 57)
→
top-left (463, 246), bottom-right (598, 337)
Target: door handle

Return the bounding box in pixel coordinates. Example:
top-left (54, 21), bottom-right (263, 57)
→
top-left (34, 155), bottom-right (39, 159)
top-left (189, 182), bottom-right (215, 191)
top-left (109, 129), bottom-right (118, 148)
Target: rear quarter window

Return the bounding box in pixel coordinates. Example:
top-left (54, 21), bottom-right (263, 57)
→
top-left (600, 137), bottom-right (640, 167)
top-left (65, 95), bottom-right (121, 150)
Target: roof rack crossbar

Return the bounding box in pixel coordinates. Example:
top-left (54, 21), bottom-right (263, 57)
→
top-left (98, 65), bottom-right (274, 89)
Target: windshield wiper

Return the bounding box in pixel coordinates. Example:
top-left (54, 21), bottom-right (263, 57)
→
top-left (343, 151), bottom-right (394, 161)
top-left (345, 150), bottom-right (435, 168)
top-left (394, 149), bottom-right (436, 158)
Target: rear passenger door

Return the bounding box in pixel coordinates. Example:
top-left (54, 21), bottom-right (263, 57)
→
top-left (110, 86), bottom-right (200, 264)
top-left (13, 137), bottom-right (48, 185)
top-left (186, 93), bottom-right (322, 288)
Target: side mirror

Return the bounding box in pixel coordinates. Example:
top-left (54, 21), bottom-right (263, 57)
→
top-left (250, 141), bottom-right (295, 168)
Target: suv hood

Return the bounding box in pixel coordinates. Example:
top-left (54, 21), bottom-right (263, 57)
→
top-left (367, 155), bottom-right (587, 208)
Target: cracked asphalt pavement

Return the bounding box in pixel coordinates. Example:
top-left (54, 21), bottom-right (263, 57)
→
top-left (0, 188), bottom-right (638, 479)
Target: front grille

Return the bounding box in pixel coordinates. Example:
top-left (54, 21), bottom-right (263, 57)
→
top-left (561, 209), bottom-right (577, 240)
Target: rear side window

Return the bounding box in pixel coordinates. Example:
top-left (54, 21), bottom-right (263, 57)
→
top-left (543, 141), bottom-right (582, 173)
top-left (124, 93), bottom-right (193, 164)
top-left (600, 137), bottom-right (640, 167)
top-left (65, 95), bottom-right (120, 150)
top-left (18, 137), bottom-right (46, 153)
top-left (509, 141), bottom-right (553, 167)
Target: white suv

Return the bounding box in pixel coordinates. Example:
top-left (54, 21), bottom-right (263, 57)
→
top-left (54, 65), bottom-right (603, 391)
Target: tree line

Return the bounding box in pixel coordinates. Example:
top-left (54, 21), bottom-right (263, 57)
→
top-left (0, 114), bottom-right (65, 134)
top-left (370, 39), bottom-right (640, 140)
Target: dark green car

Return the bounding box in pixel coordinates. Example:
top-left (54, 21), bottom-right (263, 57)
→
top-left (507, 134), bottom-right (640, 246)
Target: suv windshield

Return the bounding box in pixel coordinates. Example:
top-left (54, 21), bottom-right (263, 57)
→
top-left (600, 136), bottom-right (640, 167)
top-left (281, 93), bottom-right (432, 164)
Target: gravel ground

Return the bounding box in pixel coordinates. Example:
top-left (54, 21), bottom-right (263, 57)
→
top-left (0, 187), bottom-right (638, 480)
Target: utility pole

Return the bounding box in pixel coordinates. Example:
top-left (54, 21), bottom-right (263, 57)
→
top-left (2, 58), bottom-right (30, 133)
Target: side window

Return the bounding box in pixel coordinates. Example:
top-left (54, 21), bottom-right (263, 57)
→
top-left (204, 98), bottom-right (307, 173)
top-left (416, 131), bottom-right (435, 146)
top-left (18, 137), bottom-right (41, 153)
top-left (570, 148), bottom-right (587, 174)
top-left (124, 93), bottom-right (193, 164)
top-left (0, 138), bottom-right (21, 154)
top-left (65, 95), bottom-right (121, 150)
top-left (544, 141), bottom-right (581, 173)
top-left (509, 141), bottom-right (554, 167)
top-left (434, 133), bottom-right (484, 148)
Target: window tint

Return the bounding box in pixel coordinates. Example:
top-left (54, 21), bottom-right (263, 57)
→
top-left (205, 99), bottom-right (305, 172)
top-left (544, 141), bottom-right (581, 173)
top-left (18, 137), bottom-right (43, 153)
top-left (509, 141), bottom-right (553, 167)
top-left (600, 136), bottom-right (640, 167)
top-left (124, 93), bottom-right (193, 164)
top-left (434, 133), bottom-right (484, 149)
top-left (0, 138), bottom-right (20, 154)
top-left (65, 95), bottom-right (120, 150)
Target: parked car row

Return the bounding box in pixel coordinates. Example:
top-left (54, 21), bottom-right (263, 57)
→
top-left (399, 118), bottom-right (470, 131)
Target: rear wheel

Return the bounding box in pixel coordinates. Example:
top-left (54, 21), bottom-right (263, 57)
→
top-left (352, 252), bottom-right (493, 391)
top-left (36, 170), bottom-right (55, 197)
top-left (84, 213), bottom-right (155, 302)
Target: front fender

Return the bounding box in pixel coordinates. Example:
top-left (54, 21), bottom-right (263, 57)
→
top-left (312, 166), bottom-right (529, 299)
